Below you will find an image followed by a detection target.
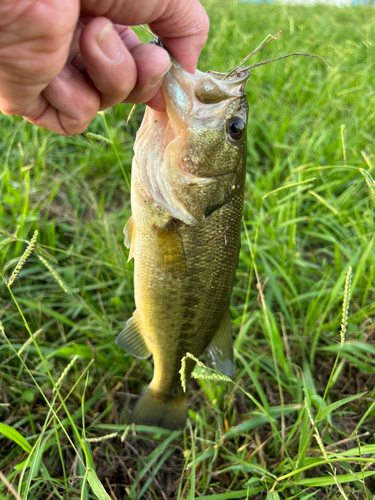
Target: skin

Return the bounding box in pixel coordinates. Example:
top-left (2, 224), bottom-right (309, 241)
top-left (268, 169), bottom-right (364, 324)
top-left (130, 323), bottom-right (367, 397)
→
top-left (126, 63), bottom-right (249, 429)
top-left (0, 0), bottom-right (209, 135)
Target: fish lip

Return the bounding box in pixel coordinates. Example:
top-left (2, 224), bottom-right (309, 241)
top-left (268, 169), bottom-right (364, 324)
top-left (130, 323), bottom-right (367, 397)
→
top-left (205, 69), bottom-right (250, 85)
top-left (169, 55), bottom-right (250, 85)
top-left (168, 56), bottom-right (250, 92)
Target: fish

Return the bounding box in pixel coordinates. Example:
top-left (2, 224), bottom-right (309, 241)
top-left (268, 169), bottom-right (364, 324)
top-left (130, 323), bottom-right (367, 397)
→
top-left (116, 58), bottom-right (250, 430)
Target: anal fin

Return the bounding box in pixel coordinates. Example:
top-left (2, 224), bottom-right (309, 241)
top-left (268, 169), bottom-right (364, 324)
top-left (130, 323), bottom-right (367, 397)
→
top-left (205, 309), bottom-right (234, 377)
top-left (116, 311), bottom-right (151, 359)
top-left (123, 216), bottom-right (136, 261)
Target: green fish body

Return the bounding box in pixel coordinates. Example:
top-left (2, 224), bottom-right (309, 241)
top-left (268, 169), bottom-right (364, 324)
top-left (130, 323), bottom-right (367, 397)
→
top-left (117, 60), bottom-right (249, 430)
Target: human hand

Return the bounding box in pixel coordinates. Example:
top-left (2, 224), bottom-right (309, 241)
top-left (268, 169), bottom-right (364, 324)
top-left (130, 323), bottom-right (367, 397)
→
top-left (0, 0), bottom-right (209, 135)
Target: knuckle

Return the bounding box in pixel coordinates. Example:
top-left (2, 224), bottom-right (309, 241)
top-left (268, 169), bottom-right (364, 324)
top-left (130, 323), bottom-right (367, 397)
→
top-left (94, 73), bottom-right (134, 102)
top-left (170, 1), bottom-right (210, 39)
top-left (0, 102), bottom-right (31, 116)
top-left (107, 81), bottom-right (132, 98)
top-left (0, 105), bottom-right (16, 116)
top-left (81, 93), bottom-right (100, 117)
top-left (197, 9), bottom-right (210, 35)
top-left (58, 114), bottom-right (90, 135)
top-left (65, 96), bottom-right (100, 134)
top-left (67, 122), bottom-right (89, 135)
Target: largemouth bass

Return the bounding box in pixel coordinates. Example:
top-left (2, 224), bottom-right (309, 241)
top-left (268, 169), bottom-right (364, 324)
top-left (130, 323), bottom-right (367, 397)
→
top-left (117, 59), bottom-right (249, 430)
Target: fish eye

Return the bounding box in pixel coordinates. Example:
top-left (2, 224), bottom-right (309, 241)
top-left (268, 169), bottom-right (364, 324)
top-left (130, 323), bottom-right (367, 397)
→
top-left (227, 118), bottom-right (245, 141)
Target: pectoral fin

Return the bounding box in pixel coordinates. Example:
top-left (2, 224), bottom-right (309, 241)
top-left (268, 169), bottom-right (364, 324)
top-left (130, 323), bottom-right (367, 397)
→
top-left (124, 216), bottom-right (136, 261)
top-left (205, 309), bottom-right (234, 377)
top-left (155, 220), bottom-right (187, 279)
top-left (116, 312), bottom-right (151, 359)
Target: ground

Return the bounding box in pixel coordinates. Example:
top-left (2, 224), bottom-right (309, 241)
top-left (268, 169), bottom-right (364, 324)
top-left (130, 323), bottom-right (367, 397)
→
top-left (1, 1), bottom-right (375, 499)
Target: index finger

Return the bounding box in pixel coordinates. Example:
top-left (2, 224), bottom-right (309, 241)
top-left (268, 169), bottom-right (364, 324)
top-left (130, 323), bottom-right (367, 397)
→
top-left (81, 0), bottom-right (209, 72)
top-left (149, 1), bottom-right (209, 73)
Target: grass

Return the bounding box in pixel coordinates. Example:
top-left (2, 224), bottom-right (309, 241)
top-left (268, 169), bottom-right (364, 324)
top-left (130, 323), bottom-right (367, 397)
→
top-left (1, 1), bottom-right (375, 498)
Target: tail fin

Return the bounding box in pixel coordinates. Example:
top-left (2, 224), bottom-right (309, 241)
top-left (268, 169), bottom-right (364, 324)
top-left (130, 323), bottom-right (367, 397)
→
top-left (130, 387), bottom-right (188, 430)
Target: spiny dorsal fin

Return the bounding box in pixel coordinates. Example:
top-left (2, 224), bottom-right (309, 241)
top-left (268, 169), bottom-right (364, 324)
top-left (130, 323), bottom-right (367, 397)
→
top-left (116, 312), bottom-right (151, 359)
top-left (154, 220), bottom-right (187, 279)
top-left (123, 216), bottom-right (136, 261)
top-left (205, 309), bottom-right (234, 377)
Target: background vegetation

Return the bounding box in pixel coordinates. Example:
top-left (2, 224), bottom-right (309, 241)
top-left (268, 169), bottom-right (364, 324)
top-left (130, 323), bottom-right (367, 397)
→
top-left (1, 1), bottom-right (375, 498)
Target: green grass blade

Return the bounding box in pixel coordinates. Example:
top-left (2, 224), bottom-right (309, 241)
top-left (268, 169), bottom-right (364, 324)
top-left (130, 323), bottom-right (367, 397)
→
top-left (0, 422), bottom-right (33, 453)
top-left (87, 469), bottom-right (111, 500)
top-left (296, 470), bottom-right (375, 487)
top-left (316, 391), bottom-right (367, 422)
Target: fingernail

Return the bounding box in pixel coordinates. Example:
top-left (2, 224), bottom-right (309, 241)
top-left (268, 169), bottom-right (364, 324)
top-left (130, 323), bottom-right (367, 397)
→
top-left (150, 62), bottom-right (172, 87)
top-left (97, 21), bottom-right (123, 62)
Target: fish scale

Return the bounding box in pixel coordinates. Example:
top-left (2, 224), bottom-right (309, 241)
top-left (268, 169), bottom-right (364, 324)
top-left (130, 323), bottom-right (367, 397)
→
top-left (116, 59), bottom-right (249, 430)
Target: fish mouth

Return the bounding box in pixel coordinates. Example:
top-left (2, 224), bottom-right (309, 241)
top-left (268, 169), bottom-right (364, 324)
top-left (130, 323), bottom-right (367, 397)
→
top-left (194, 69), bottom-right (250, 104)
top-left (162, 58), bottom-right (249, 126)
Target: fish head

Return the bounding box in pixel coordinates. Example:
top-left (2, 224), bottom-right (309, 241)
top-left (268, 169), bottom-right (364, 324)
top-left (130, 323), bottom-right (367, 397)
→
top-left (163, 60), bottom-right (249, 179)
top-left (132, 59), bottom-right (250, 224)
